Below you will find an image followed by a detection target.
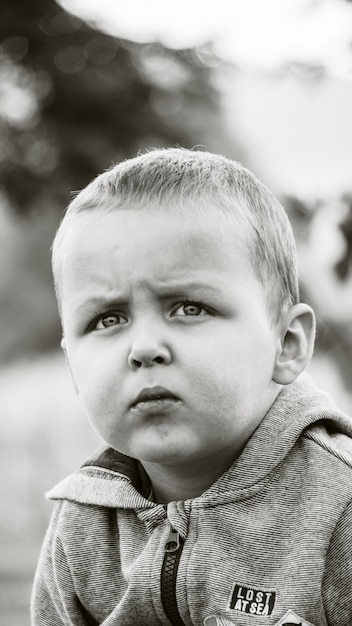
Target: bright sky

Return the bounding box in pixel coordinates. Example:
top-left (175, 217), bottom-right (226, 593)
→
top-left (60, 0), bottom-right (352, 196)
top-left (61, 0), bottom-right (352, 75)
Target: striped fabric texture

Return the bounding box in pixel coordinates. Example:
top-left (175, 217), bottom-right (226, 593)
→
top-left (31, 375), bottom-right (352, 626)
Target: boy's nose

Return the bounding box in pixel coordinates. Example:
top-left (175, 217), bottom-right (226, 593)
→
top-left (127, 329), bottom-right (172, 370)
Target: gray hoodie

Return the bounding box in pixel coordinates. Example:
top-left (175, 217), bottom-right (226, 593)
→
top-left (31, 375), bottom-right (352, 626)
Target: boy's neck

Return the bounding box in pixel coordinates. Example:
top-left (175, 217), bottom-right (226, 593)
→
top-left (141, 451), bottom-right (241, 504)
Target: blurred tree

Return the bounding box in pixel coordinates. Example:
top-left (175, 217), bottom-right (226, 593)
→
top-left (285, 194), bottom-right (352, 388)
top-left (0, 0), bottom-right (225, 362)
top-left (0, 0), bottom-right (220, 215)
top-left (335, 194), bottom-right (352, 281)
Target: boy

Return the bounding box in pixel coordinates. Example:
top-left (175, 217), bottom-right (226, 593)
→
top-left (31, 148), bottom-right (352, 626)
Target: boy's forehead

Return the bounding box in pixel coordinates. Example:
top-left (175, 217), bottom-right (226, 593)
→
top-left (64, 201), bottom-right (250, 249)
top-left (59, 205), bottom-right (254, 289)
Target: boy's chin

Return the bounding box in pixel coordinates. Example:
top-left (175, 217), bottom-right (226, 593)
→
top-left (132, 443), bottom-right (190, 465)
top-left (126, 434), bottom-right (198, 466)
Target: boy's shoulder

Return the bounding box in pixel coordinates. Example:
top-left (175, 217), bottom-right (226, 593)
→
top-left (284, 374), bottom-right (352, 472)
top-left (303, 419), bottom-right (352, 472)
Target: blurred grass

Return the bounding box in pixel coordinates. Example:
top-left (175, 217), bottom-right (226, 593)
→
top-left (0, 349), bottom-right (351, 625)
top-left (0, 351), bottom-right (99, 625)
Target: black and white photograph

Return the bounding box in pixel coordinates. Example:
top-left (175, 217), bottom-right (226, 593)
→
top-left (1, 1), bottom-right (352, 624)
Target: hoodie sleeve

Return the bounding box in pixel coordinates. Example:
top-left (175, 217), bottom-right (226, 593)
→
top-left (31, 502), bottom-right (95, 626)
top-left (322, 499), bottom-right (352, 626)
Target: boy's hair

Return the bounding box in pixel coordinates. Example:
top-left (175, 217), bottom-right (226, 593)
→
top-left (52, 148), bottom-right (299, 321)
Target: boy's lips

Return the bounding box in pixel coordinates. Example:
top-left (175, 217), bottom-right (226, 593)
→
top-left (130, 386), bottom-right (181, 412)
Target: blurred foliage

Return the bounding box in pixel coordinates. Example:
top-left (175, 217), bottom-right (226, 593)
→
top-left (285, 194), bottom-right (352, 388)
top-left (0, 0), bottom-right (223, 363)
top-left (336, 194), bottom-right (352, 281)
top-left (0, 0), bottom-right (220, 215)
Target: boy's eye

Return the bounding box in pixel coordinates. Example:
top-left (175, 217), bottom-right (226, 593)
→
top-left (172, 302), bottom-right (207, 317)
top-left (94, 312), bottom-right (128, 330)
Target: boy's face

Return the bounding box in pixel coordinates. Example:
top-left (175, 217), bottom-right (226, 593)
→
top-left (60, 205), bottom-right (281, 469)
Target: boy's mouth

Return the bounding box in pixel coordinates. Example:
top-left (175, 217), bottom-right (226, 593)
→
top-left (130, 386), bottom-right (181, 411)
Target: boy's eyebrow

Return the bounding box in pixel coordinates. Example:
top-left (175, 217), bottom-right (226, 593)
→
top-left (71, 282), bottom-right (224, 314)
top-left (72, 294), bottom-right (127, 315)
top-left (153, 280), bottom-right (224, 295)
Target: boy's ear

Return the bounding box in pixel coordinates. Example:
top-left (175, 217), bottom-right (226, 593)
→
top-left (273, 303), bottom-right (316, 385)
top-left (61, 337), bottom-right (80, 396)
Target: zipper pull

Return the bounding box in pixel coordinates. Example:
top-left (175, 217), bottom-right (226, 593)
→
top-left (165, 527), bottom-right (181, 553)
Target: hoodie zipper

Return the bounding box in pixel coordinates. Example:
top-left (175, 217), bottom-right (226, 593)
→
top-left (161, 527), bottom-right (186, 626)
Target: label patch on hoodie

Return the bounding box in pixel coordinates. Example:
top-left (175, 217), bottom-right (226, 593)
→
top-left (228, 583), bottom-right (276, 616)
top-left (274, 609), bottom-right (316, 625)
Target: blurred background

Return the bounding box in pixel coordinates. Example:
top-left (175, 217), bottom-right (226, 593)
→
top-left (1, 0), bottom-right (352, 623)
